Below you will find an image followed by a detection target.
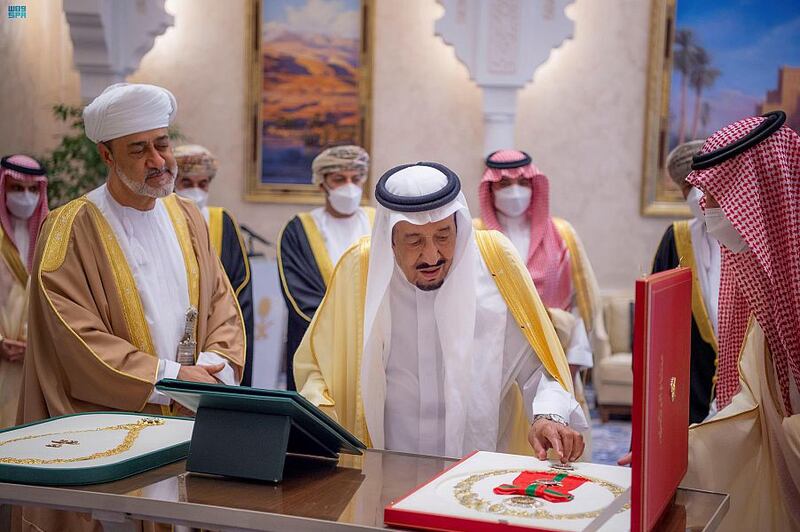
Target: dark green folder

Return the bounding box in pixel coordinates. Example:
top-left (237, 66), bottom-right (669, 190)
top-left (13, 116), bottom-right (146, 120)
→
top-left (155, 380), bottom-right (365, 482)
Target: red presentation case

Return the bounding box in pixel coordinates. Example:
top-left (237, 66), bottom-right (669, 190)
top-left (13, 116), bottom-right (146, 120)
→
top-left (631, 268), bottom-right (692, 531)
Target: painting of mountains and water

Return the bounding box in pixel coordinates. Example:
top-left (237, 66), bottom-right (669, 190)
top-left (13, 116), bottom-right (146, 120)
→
top-left (248, 0), bottom-right (370, 202)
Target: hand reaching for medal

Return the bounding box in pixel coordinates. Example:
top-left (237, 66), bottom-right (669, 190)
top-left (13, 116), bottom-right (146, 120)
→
top-left (528, 417), bottom-right (585, 463)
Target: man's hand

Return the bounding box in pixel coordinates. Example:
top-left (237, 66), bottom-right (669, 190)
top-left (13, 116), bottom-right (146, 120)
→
top-left (617, 452), bottom-right (632, 466)
top-left (528, 418), bottom-right (585, 463)
top-left (0, 339), bottom-right (26, 363)
top-left (177, 362), bottom-right (225, 384)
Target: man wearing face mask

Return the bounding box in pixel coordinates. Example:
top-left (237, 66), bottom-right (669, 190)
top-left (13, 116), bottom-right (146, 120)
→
top-left (651, 140), bottom-right (720, 424)
top-left (681, 111), bottom-right (800, 530)
top-left (174, 144), bottom-right (254, 386)
top-left (277, 145), bottom-right (374, 390)
top-left (475, 150), bottom-right (607, 447)
top-left (0, 155), bottom-right (49, 428)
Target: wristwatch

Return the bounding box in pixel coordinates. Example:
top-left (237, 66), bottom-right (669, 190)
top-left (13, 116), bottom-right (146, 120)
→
top-left (533, 413), bottom-right (568, 427)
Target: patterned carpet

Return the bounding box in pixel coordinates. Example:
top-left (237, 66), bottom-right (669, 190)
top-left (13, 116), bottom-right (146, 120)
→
top-left (585, 384), bottom-right (631, 465)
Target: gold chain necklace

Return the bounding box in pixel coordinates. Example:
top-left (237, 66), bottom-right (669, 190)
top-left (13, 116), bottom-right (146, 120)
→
top-left (453, 468), bottom-right (630, 521)
top-left (0, 418), bottom-right (165, 465)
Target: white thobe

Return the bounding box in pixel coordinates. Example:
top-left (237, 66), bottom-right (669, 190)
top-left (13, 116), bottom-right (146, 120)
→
top-left (384, 266), bottom-right (586, 456)
top-left (12, 216), bottom-right (29, 269)
top-left (87, 185), bottom-right (236, 405)
top-left (689, 217), bottom-right (721, 335)
top-left (497, 212), bottom-right (531, 260)
top-left (310, 206), bottom-right (371, 265)
top-left (497, 212), bottom-right (593, 369)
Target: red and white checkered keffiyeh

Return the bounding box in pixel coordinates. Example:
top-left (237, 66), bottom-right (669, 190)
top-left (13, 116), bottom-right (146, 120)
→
top-left (0, 155), bottom-right (49, 271)
top-left (479, 150), bottom-right (572, 310)
top-left (687, 116), bottom-right (800, 414)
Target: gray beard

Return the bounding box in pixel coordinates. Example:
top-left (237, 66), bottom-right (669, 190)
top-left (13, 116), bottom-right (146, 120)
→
top-left (415, 279), bottom-right (444, 291)
top-left (116, 164), bottom-right (177, 199)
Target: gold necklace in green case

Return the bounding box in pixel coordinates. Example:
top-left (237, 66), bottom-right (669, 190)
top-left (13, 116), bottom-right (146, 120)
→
top-left (0, 418), bottom-right (165, 465)
top-left (453, 468), bottom-right (630, 520)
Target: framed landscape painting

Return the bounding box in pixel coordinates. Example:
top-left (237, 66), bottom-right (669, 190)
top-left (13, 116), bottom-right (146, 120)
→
top-left (245, 0), bottom-right (374, 203)
top-left (641, 0), bottom-right (800, 216)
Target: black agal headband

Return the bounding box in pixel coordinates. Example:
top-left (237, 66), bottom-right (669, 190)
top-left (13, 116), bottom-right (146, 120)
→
top-left (375, 162), bottom-right (461, 213)
top-left (485, 150), bottom-right (532, 169)
top-left (691, 111), bottom-right (786, 171)
top-left (0, 156), bottom-right (46, 176)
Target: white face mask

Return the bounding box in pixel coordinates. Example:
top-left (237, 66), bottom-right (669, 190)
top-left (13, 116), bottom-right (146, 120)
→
top-left (704, 208), bottom-right (749, 253)
top-left (493, 184), bottom-right (532, 218)
top-left (686, 187), bottom-right (704, 221)
top-left (176, 187), bottom-right (209, 210)
top-left (6, 190), bottom-right (39, 220)
top-left (326, 183), bottom-right (362, 215)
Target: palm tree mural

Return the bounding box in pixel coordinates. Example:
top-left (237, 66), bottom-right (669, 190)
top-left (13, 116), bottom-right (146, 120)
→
top-left (673, 29), bottom-right (697, 145)
top-left (689, 48), bottom-right (720, 139)
top-left (673, 28), bottom-right (720, 143)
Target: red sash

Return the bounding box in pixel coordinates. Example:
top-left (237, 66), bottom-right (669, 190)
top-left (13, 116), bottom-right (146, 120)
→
top-left (494, 471), bottom-right (588, 503)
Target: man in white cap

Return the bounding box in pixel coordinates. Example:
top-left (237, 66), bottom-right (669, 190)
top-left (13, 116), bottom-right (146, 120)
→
top-left (295, 162), bottom-right (586, 460)
top-left (278, 145), bottom-right (374, 390)
top-left (17, 82), bottom-right (245, 530)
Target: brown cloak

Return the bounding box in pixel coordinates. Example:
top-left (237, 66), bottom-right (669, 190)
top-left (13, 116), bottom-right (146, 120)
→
top-left (14, 193), bottom-right (245, 531)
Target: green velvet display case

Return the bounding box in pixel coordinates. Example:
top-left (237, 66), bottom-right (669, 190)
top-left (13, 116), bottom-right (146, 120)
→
top-left (0, 412), bottom-right (193, 485)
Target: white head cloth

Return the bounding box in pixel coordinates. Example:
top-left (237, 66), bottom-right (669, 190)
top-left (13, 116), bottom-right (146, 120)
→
top-left (83, 83), bottom-right (177, 143)
top-left (362, 164), bottom-right (484, 455)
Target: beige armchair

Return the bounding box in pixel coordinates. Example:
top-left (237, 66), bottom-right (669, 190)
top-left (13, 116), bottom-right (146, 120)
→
top-left (593, 293), bottom-right (634, 422)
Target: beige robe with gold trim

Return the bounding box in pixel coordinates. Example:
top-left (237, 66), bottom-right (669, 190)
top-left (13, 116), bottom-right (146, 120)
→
top-left (0, 227), bottom-right (29, 428)
top-left (294, 230), bottom-right (574, 456)
top-left (683, 319), bottom-right (800, 531)
top-left (14, 194), bottom-right (245, 532)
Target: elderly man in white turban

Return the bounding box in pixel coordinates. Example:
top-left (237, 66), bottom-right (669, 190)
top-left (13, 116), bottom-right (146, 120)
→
top-left (294, 162), bottom-right (586, 460)
top-left (278, 145), bottom-right (374, 390)
top-left (16, 83), bottom-right (245, 531)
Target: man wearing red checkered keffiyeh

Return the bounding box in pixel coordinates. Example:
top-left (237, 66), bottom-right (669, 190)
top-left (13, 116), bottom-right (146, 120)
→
top-left (0, 155), bottom-right (48, 429)
top-left (476, 150), bottom-right (610, 455)
top-left (682, 111), bottom-right (800, 530)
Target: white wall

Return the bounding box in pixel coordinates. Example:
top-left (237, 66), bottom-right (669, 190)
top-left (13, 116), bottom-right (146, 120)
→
top-left (514, 0), bottom-right (667, 289)
top-left (0, 0), bottom-right (80, 157)
top-left (0, 0), bottom-right (672, 291)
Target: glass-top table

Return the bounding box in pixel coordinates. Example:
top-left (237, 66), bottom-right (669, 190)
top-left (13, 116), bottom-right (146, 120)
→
top-left (0, 449), bottom-right (728, 531)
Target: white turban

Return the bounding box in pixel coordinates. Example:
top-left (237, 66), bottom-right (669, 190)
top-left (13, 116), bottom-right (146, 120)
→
top-left (83, 83), bottom-right (177, 143)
